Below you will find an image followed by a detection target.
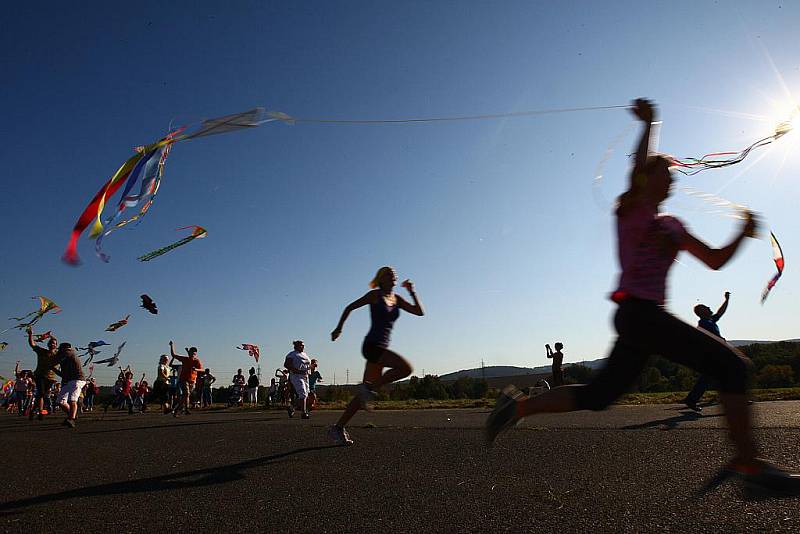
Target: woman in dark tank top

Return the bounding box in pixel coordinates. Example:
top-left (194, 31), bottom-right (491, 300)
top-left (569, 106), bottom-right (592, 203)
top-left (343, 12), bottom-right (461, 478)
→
top-left (328, 266), bottom-right (425, 445)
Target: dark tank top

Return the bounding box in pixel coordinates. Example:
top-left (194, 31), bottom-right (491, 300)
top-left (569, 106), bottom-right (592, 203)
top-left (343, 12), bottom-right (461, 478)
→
top-left (364, 295), bottom-right (400, 348)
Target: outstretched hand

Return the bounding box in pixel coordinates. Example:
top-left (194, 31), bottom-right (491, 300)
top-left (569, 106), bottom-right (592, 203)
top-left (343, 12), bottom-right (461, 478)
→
top-left (402, 279), bottom-right (415, 293)
top-left (742, 210), bottom-right (759, 238)
top-left (724, 291), bottom-right (731, 299)
top-left (331, 328), bottom-right (342, 342)
top-left (631, 98), bottom-right (656, 123)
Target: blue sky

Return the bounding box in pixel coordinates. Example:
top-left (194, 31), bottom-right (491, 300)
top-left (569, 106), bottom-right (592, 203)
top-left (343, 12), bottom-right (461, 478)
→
top-left (2, 1), bottom-right (799, 385)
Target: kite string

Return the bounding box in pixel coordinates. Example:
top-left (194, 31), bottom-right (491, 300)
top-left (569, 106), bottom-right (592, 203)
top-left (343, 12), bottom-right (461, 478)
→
top-left (277, 104), bottom-right (630, 125)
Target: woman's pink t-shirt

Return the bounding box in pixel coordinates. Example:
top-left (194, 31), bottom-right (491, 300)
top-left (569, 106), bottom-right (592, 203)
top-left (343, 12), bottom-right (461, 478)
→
top-left (615, 203), bottom-right (688, 305)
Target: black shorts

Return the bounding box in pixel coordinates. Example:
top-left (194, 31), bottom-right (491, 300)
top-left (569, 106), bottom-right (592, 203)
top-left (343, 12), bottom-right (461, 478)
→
top-left (34, 377), bottom-right (55, 399)
top-left (151, 380), bottom-right (168, 403)
top-left (361, 341), bottom-right (387, 364)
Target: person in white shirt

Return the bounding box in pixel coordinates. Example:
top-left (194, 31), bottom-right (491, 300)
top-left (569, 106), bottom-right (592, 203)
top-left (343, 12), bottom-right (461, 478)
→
top-left (284, 340), bottom-right (311, 419)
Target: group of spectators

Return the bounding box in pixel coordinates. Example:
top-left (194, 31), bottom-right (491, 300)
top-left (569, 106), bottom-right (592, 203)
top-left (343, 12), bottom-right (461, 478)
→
top-left (2, 336), bottom-right (325, 426)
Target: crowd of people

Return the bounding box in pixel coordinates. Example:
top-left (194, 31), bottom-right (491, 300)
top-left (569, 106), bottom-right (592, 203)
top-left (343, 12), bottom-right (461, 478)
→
top-left (1, 334), bottom-right (329, 425)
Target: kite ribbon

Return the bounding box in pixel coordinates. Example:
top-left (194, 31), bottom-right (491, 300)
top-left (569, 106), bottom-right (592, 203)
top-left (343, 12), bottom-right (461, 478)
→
top-left (761, 232), bottom-right (784, 304)
top-left (62, 136), bottom-right (176, 265)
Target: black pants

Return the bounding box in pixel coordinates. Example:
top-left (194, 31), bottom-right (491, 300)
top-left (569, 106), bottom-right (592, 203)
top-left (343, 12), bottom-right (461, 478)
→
top-left (575, 298), bottom-right (751, 411)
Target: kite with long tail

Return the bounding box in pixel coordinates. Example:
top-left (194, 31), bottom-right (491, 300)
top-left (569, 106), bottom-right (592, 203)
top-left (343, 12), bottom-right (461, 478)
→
top-left (671, 114), bottom-right (795, 176)
top-left (761, 232), bottom-right (785, 304)
top-left (62, 108), bottom-right (270, 264)
top-left (138, 226), bottom-right (207, 262)
top-left (2, 296), bottom-right (60, 335)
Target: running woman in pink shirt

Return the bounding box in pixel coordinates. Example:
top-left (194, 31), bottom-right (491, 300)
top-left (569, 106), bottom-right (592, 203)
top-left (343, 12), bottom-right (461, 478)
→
top-left (486, 98), bottom-right (800, 495)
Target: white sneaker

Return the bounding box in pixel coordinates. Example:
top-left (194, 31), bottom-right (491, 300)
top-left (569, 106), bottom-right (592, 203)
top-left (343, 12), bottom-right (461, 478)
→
top-left (327, 425), bottom-right (354, 446)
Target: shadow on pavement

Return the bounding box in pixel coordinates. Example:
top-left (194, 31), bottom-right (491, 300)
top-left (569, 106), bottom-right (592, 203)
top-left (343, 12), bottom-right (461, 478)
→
top-left (621, 411), bottom-right (723, 430)
top-left (0, 444), bottom-right (340, 514)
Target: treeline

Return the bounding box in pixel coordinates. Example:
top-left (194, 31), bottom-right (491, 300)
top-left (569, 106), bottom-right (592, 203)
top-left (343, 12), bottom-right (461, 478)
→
top-left (636, 341), bottom-right (800, 392)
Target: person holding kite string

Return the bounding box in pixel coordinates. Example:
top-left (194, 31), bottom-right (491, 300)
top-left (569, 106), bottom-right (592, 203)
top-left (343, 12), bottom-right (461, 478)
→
top-left (329, 267), bottom-right (425, 445)
top-left (26, 327), bottom-right (59, 421)
top-left (682, 291), bottom-right (731, 412)
top-left (486, 98), bottom-right (800, 494)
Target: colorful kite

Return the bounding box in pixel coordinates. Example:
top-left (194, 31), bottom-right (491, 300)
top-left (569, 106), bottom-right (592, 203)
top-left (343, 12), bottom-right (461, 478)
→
top-left (2, 296), bottom-right (60, 334)
top-left (671, 117), bottom-right (795, 176)
top-left (237, 344), bottom-right (261, 362)
top-left (62, 108), bottom-right (269, 265)
top-left (33, 331), bottom-right (52, 343)
top-left (761, 232), bottom-right (785, 304)
top-left (78, 340), bottom-right (110, 366)
top-left (140, 294), bottom-right (158, 314)
top-left (137, 226), bottom-right (207, 262)
top-left (106, 315), bottom-right (131, 332)
top-left (95, 341), bottom-right (126, 367)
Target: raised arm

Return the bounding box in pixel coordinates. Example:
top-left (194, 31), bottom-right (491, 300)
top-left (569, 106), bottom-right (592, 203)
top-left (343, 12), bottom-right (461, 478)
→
top-left (712, 292), bottom-right (731, 322)
top-left (683, 212), bottom-right (758, 271)
top-left (169, 341), bottom-right (178, 359)
top-left (545, 344), bottom-right (553, 358)
top-left (397, 280), bottom-right (424, 316)
top-left (621, 98), bottom-right (657, 203)
top-left (331, 291), bottom-right (377, 341)
top-left (26, 327), bottom-right (36, 349)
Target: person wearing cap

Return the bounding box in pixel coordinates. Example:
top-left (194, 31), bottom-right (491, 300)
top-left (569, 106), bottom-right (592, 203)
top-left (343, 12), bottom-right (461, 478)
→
top-left (54, 343), bottom-right (86, 428)
top-left (284, 340), bottom-right (311, 419)
top-left (168, 341), bottom-right (203, 416)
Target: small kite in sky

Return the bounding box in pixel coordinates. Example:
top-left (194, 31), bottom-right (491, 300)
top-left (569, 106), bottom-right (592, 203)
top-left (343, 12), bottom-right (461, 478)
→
top-left (62, 108), bottom-right (269, 265)
top-left (0, 342), bottom-right (7, 351)
top-left (2, 296), bottom-right (60, 334)
top-left (237, 344), bottom-right (261, 362)
top-left (138, 226), bottom-right (207, 262)
top-left (140, 294), bottom-right (158, 314)
top-left (106, 315), bottom-right (131, 332)
top-left (761, 232), bottom-right (785, 304)
top-left (95, 341), bottom-right (126, 367)
top-left (79, 340), bottom-right (110, 366)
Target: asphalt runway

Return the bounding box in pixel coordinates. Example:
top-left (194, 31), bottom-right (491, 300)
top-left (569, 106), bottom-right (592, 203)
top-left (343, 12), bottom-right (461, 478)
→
top-left (2, 402), bottom-right (800, 532)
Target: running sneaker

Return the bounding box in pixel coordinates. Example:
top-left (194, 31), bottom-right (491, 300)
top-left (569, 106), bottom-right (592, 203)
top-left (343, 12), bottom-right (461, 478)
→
top-left (683, 400), bottom-right (702, 413)
top-left (357, 383), bottom-right (378, 412)
top-left (287, 405), bottom-right (295, 418)
top-left (485, 385), bottom-right (525, 445)
top-left (62, 418), bottom-right (75, 428)
top-left (301, 412), bottom-right (310, 419)
top-left (700, 458), bottom-right (800, 497)
top-left (327, 425), bottom-right (354, 446)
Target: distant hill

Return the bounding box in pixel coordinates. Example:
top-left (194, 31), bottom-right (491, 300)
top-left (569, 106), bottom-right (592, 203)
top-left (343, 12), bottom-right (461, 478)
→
top-left (439, 359), bottom-right (606, 381)
top-left (436, 340), bottom-right (800, 381)
top-left (729, 339), bottom-right (800, 347)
